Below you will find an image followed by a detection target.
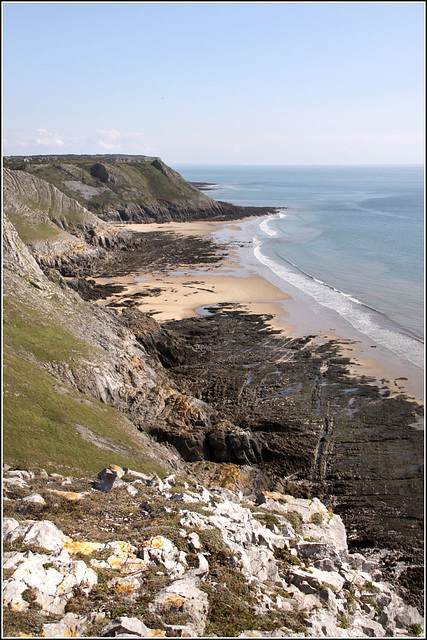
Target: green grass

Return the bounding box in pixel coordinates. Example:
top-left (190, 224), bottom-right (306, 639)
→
top-left (2, 608), bottom-right (61, 637)
top-left (337, 613), bottom-right (350, 629)
top-left (3, 299), bottom-right (166, 477)
top-left (6, 215), bottom-right (61, 243)
top-left (252, 512), bottom-right (280, 528)
top-left (21, 159), bottom-right (201, 216)
top-left (284, 510), bottom-right (304, 535)
top-left (4, 300), bottom-right (90, 364)
top-left (408, 623), bottom-right (423, 637)
top-left (3, 349), bottom-right (165, 476)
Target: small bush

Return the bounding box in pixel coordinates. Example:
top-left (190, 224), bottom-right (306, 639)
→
top-left (274, 547), bottom-right (307, 570)
top-left (310, 512), bottom-right (323, 525)
top-left (337, 613), bottom-right (349, 629)
top-left (284, 510), bottom-right (303, 535)
top-left (408, 623), bottom-right (423, 637)
top-left (363, 581), bottom-right (380, 594)
top-left (253, 513), bottom-right (280, 528)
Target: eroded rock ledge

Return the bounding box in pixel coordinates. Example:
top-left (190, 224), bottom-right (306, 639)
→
top-left (3, 464), bottom-right (424, 638)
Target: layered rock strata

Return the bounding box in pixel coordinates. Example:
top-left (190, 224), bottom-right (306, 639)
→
top-left (4, 156), bottom-right (278, 223)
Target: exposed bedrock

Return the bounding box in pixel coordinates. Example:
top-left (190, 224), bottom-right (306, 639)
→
top-left (3, 161), bottom-right (424, 612)
top-left (99, 199), bottom-right (277, 224)
top-left (155, 309), bottom-right (424, 611)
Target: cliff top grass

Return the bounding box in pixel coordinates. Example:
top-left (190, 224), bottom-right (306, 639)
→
top-left (4, 155), bottom-right (203, 216)
top-left (4, 154), bottom-right (158, 165)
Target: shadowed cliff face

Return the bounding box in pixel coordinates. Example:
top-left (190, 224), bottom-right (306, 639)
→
top-left (4, 155), bottom-right (277, 223)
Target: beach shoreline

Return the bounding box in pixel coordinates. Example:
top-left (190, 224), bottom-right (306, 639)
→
top-left (88, 217), bottom-right (424, 607)
top-left (95, 219), bottom-right (424, 407)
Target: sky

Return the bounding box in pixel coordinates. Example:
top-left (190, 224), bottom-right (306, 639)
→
top-left (2, 1), bottom-right (425, 165)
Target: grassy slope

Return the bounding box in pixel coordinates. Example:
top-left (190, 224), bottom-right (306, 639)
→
top-left (21, 159), bottom-right (202, 215)
top-left (5, 217), bottom-right (61, 243)
top-left (3, 296), bottom-right (166, 478)
top-left (4, 168), bottom-right (106, 238)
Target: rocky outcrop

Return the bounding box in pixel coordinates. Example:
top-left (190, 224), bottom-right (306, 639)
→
top-left (3, 464), bottom-right (424, 637)
top-left (2, 214), bottom-right (217, 439)
top-left (3, 168), bottom-right (134, 276)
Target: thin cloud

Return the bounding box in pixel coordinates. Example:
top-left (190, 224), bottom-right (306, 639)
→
top-left (5, 128), bottom-right (65, 149)
top-left (3, 129), bottom-right (156, 155)
top-left (95, 129), bottom-right (150, 150)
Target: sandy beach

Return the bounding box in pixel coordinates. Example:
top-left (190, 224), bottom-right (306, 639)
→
top-left (94, 220), bottom-right (424, 406)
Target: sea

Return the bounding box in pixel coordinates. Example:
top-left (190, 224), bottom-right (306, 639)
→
top-left (174, 165), bottom-right (424, 375)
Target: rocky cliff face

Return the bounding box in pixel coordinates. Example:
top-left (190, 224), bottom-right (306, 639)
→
top-left (2, 214), bottom-right (219, 448)
top-left (3, 168), bottom-right (133, 275)
top-left (4, 155), bottom-right (277, 223)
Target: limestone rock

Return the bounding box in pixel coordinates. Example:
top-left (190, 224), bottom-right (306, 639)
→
top-left (51, 489), bottom-right (85, 501)
top-left (3, 476), bottom-right (29, 489)
top-left (3, 517), bottom-right (20, 538)
top-left (289, 566), bottom-right (345, 594)
top-left (2, 548), bottom-right (97, 616)
top-left (179, 510), bottom-right (212, 530)
top-left (126, 469), bottom-right (152, 481)
top-left (42, 612), bottom-right (88, 637)
top-left (350, 616), bottom-right (387, 637)
top-left (7, 469), bottom-right (32, 480)
top-left (140, 536), bottom-right (187, 579)
top-left (4, 519), bottom-right (67, 552)
top-left (91, 541), bottom-right (146, 574)
top-left (3, 578), bottom-right (29, 611)
top-left (22, 493), bottom-right (46, 505)
top-left (187, 532), bottom-right (201, 551)
top-left (102, 616), bottom-right (150, 637)
top-left (151, 577), bottom-right (209, 636)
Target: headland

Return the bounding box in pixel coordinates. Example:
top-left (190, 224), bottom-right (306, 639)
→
top-left (3, 156), bottom-right (424, 636)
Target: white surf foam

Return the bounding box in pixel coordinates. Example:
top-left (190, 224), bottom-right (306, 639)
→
top-left (253, 241), bottom-right (423, 369)
top-left (259, 216), bottom-right (279, 237)
top-left (276, 208), bottom-right (288, 219)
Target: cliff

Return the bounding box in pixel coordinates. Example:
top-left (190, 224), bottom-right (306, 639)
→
top-left (2, 213), bottom-right (220, 472)
top-left (3, 168), bottom-right (132, 275)
top-left (4, 155), bottom-right (276, 223)
top-left (2, 166), bottom-right (424, 637)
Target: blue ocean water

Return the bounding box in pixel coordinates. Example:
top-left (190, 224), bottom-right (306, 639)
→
top-left (174, 165), bottom-right (424, 368)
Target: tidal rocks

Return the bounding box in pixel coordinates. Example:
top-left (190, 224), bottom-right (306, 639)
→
top-left (161, 308), bottom-right (424, 608)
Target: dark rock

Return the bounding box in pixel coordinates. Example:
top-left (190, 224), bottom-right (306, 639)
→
top-left (92, 468), bottom-right (117, 493)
